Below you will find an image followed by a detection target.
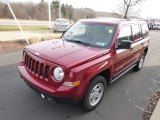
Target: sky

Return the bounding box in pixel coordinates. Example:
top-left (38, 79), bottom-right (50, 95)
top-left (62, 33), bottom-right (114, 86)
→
top-left (7, 0), bottom-right (160, 18)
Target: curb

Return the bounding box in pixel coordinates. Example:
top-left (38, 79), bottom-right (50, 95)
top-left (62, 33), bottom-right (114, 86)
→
top-left (150, 99), bottom-right (160, 120)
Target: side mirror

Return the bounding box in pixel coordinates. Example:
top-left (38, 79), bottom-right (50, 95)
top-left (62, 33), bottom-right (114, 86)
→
top-left (117, 40), bottom-right (132, 49)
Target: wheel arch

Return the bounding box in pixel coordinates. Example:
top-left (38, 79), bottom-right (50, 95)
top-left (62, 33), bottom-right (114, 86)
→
top-left (88, 68), bottom-right (111, 86)
top-left (144, 47), bottom-right (148, 56)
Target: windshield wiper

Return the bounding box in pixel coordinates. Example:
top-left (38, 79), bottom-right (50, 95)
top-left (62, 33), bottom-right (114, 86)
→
top-left (62, 36), bottom-right (69, 41)
top-left (69, 40), bottom-right (91, 46)
top-left (62, 36), bottom-right (91, 46)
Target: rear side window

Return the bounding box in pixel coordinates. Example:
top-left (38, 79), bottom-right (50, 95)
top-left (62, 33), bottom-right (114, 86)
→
top-left (132, 25), bottom-right (141, 40)
top-left (118, 26), bottom-right (132, 43)
top-left (141, 23), bottom-right (149, 37)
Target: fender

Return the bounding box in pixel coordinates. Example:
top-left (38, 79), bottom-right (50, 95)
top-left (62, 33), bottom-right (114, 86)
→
top-left (69, 53), bottom-right (112, 97)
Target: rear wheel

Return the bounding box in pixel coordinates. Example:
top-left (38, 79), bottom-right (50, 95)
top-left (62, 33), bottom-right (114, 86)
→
top-left (81, 76), bottom-right (106, 111)
top-left (133, 53), bottom-right (145, 71)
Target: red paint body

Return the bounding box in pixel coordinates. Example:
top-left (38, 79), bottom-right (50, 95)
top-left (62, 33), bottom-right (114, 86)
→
top-left (18, 19), bottom-right (150, 103)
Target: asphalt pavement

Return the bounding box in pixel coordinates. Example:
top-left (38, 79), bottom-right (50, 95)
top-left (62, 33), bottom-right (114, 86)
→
top-left (0, 31), bottom-right (160, 120)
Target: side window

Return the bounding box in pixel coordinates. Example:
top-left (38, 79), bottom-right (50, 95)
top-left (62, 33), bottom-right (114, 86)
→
top-left (132, 25), bottom-right (141, 40)
top-left (117, 26), bottom-right (132, 45)
top-left (141, 23), bottom-right (149, 37)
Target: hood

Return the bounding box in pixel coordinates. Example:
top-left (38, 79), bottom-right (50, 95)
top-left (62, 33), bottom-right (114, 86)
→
top-left (25, 39), bottom-right (110, 68)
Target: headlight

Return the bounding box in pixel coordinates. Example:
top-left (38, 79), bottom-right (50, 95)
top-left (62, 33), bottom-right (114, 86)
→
top-left (53, 67), bottom-right (64, 81)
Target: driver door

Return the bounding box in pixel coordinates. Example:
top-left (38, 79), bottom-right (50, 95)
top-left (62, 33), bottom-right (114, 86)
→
top-left (112, 25), bottom-right (135, 77)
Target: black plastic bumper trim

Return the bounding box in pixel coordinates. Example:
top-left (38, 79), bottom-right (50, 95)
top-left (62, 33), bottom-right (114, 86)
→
top-left (20, 72), bottom-right (82, 104)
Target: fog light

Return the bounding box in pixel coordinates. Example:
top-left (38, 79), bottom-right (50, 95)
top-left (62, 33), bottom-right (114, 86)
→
top-left (41, 93), bottom-right (45, 99)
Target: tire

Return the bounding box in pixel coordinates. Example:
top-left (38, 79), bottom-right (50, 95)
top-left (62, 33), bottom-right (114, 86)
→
top-left (133, 53), bottom-right (145, 71)
top-left (81, 76), bottom-right (106, 111)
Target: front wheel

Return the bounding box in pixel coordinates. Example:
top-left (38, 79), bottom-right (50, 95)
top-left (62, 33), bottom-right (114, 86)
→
top-left (133, 53), bottom-right (145, 71)
top-left (81, 76), bottom-right (106, 111)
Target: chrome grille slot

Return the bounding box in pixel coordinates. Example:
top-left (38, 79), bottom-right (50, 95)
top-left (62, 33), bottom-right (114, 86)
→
top-left (24, 52), bottom-right (50, 80)
top-left (40, 63), bottom-right (44, 76)
top-left (29, 57), bottom-right (32, 69)
top-left (26, 55), bottom-right (29, 68)
top-left (24, 54), bottom-right (27, 65)
top-left (35, 61), bottom-right (39, 74)
top-left (31, 59), bottom-right (35, 71)
top-left (45, 65), bottom-right (50, 79)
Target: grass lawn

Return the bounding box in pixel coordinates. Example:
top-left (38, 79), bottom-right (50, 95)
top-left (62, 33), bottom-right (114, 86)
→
top-left (0, 25), bottom-right (49, 31)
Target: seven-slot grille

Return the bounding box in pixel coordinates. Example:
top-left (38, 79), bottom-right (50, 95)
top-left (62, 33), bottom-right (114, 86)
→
top-left (24, 52), bottom-right (50, 79)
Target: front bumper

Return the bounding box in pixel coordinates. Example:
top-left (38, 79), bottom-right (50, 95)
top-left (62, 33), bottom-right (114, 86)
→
top-left (24, 78), bottom-right (81, 104)
top-left (18, 62), bottom-right (81, 104)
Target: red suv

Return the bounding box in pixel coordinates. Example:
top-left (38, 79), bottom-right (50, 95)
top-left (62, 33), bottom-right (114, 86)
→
top-left (18, 18), bottom-right (150, 111)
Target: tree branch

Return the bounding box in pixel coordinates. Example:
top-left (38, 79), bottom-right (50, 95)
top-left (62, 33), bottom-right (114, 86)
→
top-left (130, 0), bottom-right (141, 6)
top-left (124, 0), bottom-right (128, 5)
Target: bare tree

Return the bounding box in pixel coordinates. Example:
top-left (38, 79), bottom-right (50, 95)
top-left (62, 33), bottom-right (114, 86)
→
top-left (0, 1), bottom-right (96, 21)
top-left (117, 0), bottom-right (144, 19)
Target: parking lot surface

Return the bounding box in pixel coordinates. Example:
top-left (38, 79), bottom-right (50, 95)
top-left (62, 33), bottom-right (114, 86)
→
top-left (0, 31), bottom-right (160, 120)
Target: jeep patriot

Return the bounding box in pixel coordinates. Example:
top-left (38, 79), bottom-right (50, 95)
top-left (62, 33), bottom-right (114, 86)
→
top-left (18, 18), bottom-right (150, 111)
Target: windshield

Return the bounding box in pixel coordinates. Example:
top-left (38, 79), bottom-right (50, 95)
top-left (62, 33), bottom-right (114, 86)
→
top-left (62, 21), bottom-right (116, 48)
top-left (57, 19), bottom-right (69, 24)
